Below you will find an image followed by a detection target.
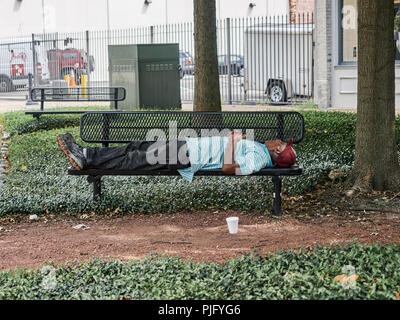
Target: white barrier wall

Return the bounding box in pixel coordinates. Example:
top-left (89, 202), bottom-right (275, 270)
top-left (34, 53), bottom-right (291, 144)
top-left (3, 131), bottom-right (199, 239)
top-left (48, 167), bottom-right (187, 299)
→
top-left (0, 0), bottom-right (290, 38)
top-left (331, 65), bottom-right (400, 109)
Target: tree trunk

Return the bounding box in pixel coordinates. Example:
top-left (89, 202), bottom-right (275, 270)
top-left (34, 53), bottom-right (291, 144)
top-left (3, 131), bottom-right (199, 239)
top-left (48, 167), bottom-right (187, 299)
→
top-left (193, 0), bottom-right (221, 112)
top-left (348, 0), bottom-right (400, 191)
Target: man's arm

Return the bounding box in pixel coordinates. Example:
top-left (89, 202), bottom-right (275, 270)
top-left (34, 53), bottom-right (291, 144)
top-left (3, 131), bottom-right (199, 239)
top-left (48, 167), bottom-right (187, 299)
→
top-left (222, 131), bottom-right (245, 175)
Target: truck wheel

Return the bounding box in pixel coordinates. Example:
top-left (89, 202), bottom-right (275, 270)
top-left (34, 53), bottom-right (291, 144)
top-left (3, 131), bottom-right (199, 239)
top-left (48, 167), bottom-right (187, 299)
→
top-left (0, 77), bottom-right (13, 93)
top-left (268, 81), bottom-right (287, 105)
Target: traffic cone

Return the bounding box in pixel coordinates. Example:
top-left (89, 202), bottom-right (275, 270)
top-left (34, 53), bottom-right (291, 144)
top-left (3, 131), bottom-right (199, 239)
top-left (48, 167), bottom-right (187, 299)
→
top-left (69, 69), bottom-right (76, 87)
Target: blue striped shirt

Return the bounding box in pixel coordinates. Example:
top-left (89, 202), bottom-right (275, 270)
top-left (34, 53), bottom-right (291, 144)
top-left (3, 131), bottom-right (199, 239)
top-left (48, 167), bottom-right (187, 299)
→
top-left (178, 136), bottom-right (272, 182)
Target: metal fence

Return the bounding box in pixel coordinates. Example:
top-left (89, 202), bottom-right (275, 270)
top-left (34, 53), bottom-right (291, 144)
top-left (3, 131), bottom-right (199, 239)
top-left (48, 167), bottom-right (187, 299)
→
top-left (0, 13), bottom-right (314, 106)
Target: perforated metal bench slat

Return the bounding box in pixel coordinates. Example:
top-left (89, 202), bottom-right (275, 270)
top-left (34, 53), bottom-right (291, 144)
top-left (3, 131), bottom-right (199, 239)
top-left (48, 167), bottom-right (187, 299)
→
top-left (80, 111), bottom-right (304, 144)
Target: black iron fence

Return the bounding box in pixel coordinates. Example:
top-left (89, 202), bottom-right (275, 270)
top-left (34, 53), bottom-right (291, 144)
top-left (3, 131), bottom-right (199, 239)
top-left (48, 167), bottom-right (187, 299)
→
top-left (0, 13), bottom-right (314, 106)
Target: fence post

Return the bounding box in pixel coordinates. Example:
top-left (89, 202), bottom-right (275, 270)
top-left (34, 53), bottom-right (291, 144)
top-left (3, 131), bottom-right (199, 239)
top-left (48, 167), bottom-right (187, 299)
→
top-left (150, 26), bottom-right (154, 44)
top-left (40, 88), bottom-right (45, 111)
top-left (31, 33), bottom-right (38, 87)
top-left (85, 30), bottom-right (91, 87)
top-left (226, 18), bottom-right (232, 105)
top-left (26, 73), bottom-right (38, 106)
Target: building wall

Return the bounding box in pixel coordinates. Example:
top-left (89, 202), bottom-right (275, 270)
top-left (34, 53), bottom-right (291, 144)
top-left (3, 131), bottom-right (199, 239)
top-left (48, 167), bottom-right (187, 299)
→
top-left (289, 0), bottom-right (315, 15)
top-left (326, 0), bottom-right (400, 109)
top-left (289, 0), bottom-right (314, 23)
top-left (0, 0), bottom-right (290, 38)
top-left (314, 0), bottom-right (332, 108)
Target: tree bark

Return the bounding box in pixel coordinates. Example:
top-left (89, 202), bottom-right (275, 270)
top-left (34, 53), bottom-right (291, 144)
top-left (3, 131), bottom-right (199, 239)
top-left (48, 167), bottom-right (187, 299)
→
top-left (193, 0), bottom-right (221, 112)
top-left (348, 0), bottom-right (400, 191)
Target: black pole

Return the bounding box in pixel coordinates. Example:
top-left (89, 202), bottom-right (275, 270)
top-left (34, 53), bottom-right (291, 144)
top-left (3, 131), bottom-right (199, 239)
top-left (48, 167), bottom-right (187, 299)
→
top-left (93, 176), bottom-right (102, 200)
top-left (26, 73), bottom-right (38, 106)
top-left (114, 87), bottom-right (119, 110)
top-left (272, 176), bottom-right (282, 216)
top-left (40, 88), bottom-right (45, 111)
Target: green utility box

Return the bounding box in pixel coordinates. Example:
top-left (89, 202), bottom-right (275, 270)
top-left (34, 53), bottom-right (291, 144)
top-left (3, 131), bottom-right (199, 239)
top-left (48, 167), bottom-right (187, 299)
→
top-left (108, 44), bottom-right (181, 110)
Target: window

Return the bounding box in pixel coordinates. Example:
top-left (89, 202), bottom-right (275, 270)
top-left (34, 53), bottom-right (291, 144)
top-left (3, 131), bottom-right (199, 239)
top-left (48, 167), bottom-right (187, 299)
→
top-left (395, 0), bottom-right (400, 59)
top-left (340, 0), bottom-right (357, 63)
top-left (62, 52), bottom-right (78, 60)
top-left (340, 0), bottom-right (400, 63)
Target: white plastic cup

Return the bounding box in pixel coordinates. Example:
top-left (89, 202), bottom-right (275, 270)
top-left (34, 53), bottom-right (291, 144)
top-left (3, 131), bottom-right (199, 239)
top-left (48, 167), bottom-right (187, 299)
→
top-left (226, 217), bottom-right (239, 234)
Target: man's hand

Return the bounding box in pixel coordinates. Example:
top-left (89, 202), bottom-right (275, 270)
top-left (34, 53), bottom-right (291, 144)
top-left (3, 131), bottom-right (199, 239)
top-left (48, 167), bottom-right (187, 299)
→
top-left (222, 130), bottom-right (245, 175)
top-left (229, 130), bottom-right (246, 145)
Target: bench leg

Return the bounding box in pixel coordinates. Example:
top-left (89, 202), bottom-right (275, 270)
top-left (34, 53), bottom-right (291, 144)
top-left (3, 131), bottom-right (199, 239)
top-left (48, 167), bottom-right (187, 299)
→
top-left (87, 176), bottom-right (102, 200)
top-left (272, 176), bottom-right (282, 216)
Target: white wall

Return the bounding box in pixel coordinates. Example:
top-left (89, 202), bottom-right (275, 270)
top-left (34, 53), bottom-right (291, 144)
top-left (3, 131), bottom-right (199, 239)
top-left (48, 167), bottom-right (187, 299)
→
top-left (0, 0), bottom-right (289, 38)
top-left (329, 0), bottom-right (400, 108)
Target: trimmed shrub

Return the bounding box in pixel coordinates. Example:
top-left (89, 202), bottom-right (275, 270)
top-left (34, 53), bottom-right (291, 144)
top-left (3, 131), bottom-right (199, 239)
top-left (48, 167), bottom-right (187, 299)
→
top-left (1, 242), bottom-right (399, 300)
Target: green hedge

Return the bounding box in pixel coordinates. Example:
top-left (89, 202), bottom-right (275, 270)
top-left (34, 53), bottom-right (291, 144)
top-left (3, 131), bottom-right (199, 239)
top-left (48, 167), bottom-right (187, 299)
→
top-left (0, 110), bottom-right (398, 215)
top-left (1, 106), bottom-right (107, 136)
top-left (1, 242), bottom-right (399, 300)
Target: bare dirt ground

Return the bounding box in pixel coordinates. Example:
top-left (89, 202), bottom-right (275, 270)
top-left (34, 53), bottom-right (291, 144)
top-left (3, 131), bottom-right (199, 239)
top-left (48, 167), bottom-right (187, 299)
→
top-left (1, 181), bottom-right (400, 271)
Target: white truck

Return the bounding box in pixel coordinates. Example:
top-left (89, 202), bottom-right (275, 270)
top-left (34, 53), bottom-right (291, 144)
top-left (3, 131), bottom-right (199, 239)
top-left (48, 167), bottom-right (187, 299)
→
top-left (243, 23), bottom-right (314, 104)
top-left (0, 40), bottom-right (48, 92)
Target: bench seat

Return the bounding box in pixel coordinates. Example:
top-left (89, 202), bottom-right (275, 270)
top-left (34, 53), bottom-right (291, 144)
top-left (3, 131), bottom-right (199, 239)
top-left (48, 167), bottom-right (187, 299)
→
top-left (26, 110), bottom-right (90, 117)
top-left (68, 166), bottom-right (302, 177)
top-left (25, 87), bottom-right (126, 118)
top-left (67, 111), bottom-right (305, 216)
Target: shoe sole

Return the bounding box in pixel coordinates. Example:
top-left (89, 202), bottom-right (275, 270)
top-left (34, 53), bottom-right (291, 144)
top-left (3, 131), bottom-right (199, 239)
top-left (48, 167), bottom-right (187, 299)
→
top-left (57, 136), bottom-right (82, 170)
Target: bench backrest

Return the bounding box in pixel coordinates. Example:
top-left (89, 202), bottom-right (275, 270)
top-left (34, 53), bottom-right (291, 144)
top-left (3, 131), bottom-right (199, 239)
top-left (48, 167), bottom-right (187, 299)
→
top-left (31, 87), bottom-right (126, 102)
top-left (80, 111), bottom-right (304, 144)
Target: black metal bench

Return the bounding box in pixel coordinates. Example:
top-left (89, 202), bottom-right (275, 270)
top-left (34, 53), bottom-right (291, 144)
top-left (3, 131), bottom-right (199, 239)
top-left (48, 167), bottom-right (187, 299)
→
top-left (68, 111), bottom-right (305, 216)
top-left (25, 87), bottom-right (126, 118)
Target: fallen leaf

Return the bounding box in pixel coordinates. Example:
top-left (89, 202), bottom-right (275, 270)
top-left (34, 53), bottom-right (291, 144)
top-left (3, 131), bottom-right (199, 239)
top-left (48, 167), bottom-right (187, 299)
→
top-left (347, 274), bottom-right (359, 283)
top-left (396, 292), bottom-right (400, 300)
top-left (100, 227), bottom-right (116, 231)
top-left (334, 274), bottom-right (347, 283)
top-left (334, 274), bottom-right (359, 285)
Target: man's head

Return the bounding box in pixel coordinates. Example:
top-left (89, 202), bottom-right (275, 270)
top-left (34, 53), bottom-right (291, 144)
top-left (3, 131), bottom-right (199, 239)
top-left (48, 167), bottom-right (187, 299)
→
top-left (265, 137), bottom-right (297, 167)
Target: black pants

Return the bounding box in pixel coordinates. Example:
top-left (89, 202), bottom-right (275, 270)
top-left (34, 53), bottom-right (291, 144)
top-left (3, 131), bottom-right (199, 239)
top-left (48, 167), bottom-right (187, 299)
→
top-left (85, 140), bottom-right (190, 171)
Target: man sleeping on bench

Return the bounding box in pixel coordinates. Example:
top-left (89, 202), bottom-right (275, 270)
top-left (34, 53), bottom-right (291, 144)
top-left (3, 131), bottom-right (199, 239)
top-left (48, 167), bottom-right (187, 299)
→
top-left (57, 131), bottom-right (296, 182)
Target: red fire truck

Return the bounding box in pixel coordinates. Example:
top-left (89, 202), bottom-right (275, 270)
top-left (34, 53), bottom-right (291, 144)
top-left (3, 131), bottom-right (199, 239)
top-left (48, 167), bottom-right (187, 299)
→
top-left (0, 43), bottom-right (47, 92)
top-left (47, 48), bottom-right (95, 84)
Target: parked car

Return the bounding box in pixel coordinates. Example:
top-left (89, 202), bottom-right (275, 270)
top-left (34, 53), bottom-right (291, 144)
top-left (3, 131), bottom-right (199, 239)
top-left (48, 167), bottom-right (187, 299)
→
top-left (179, 51), bottom-right (194, 76)
top-left (217, 54), bottom-right (244, 76)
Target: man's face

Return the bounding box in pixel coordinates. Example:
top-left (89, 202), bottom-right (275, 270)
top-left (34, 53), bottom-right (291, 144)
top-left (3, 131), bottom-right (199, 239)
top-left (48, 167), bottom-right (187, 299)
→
top-left (264, 140), bottom-right (287, 162)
